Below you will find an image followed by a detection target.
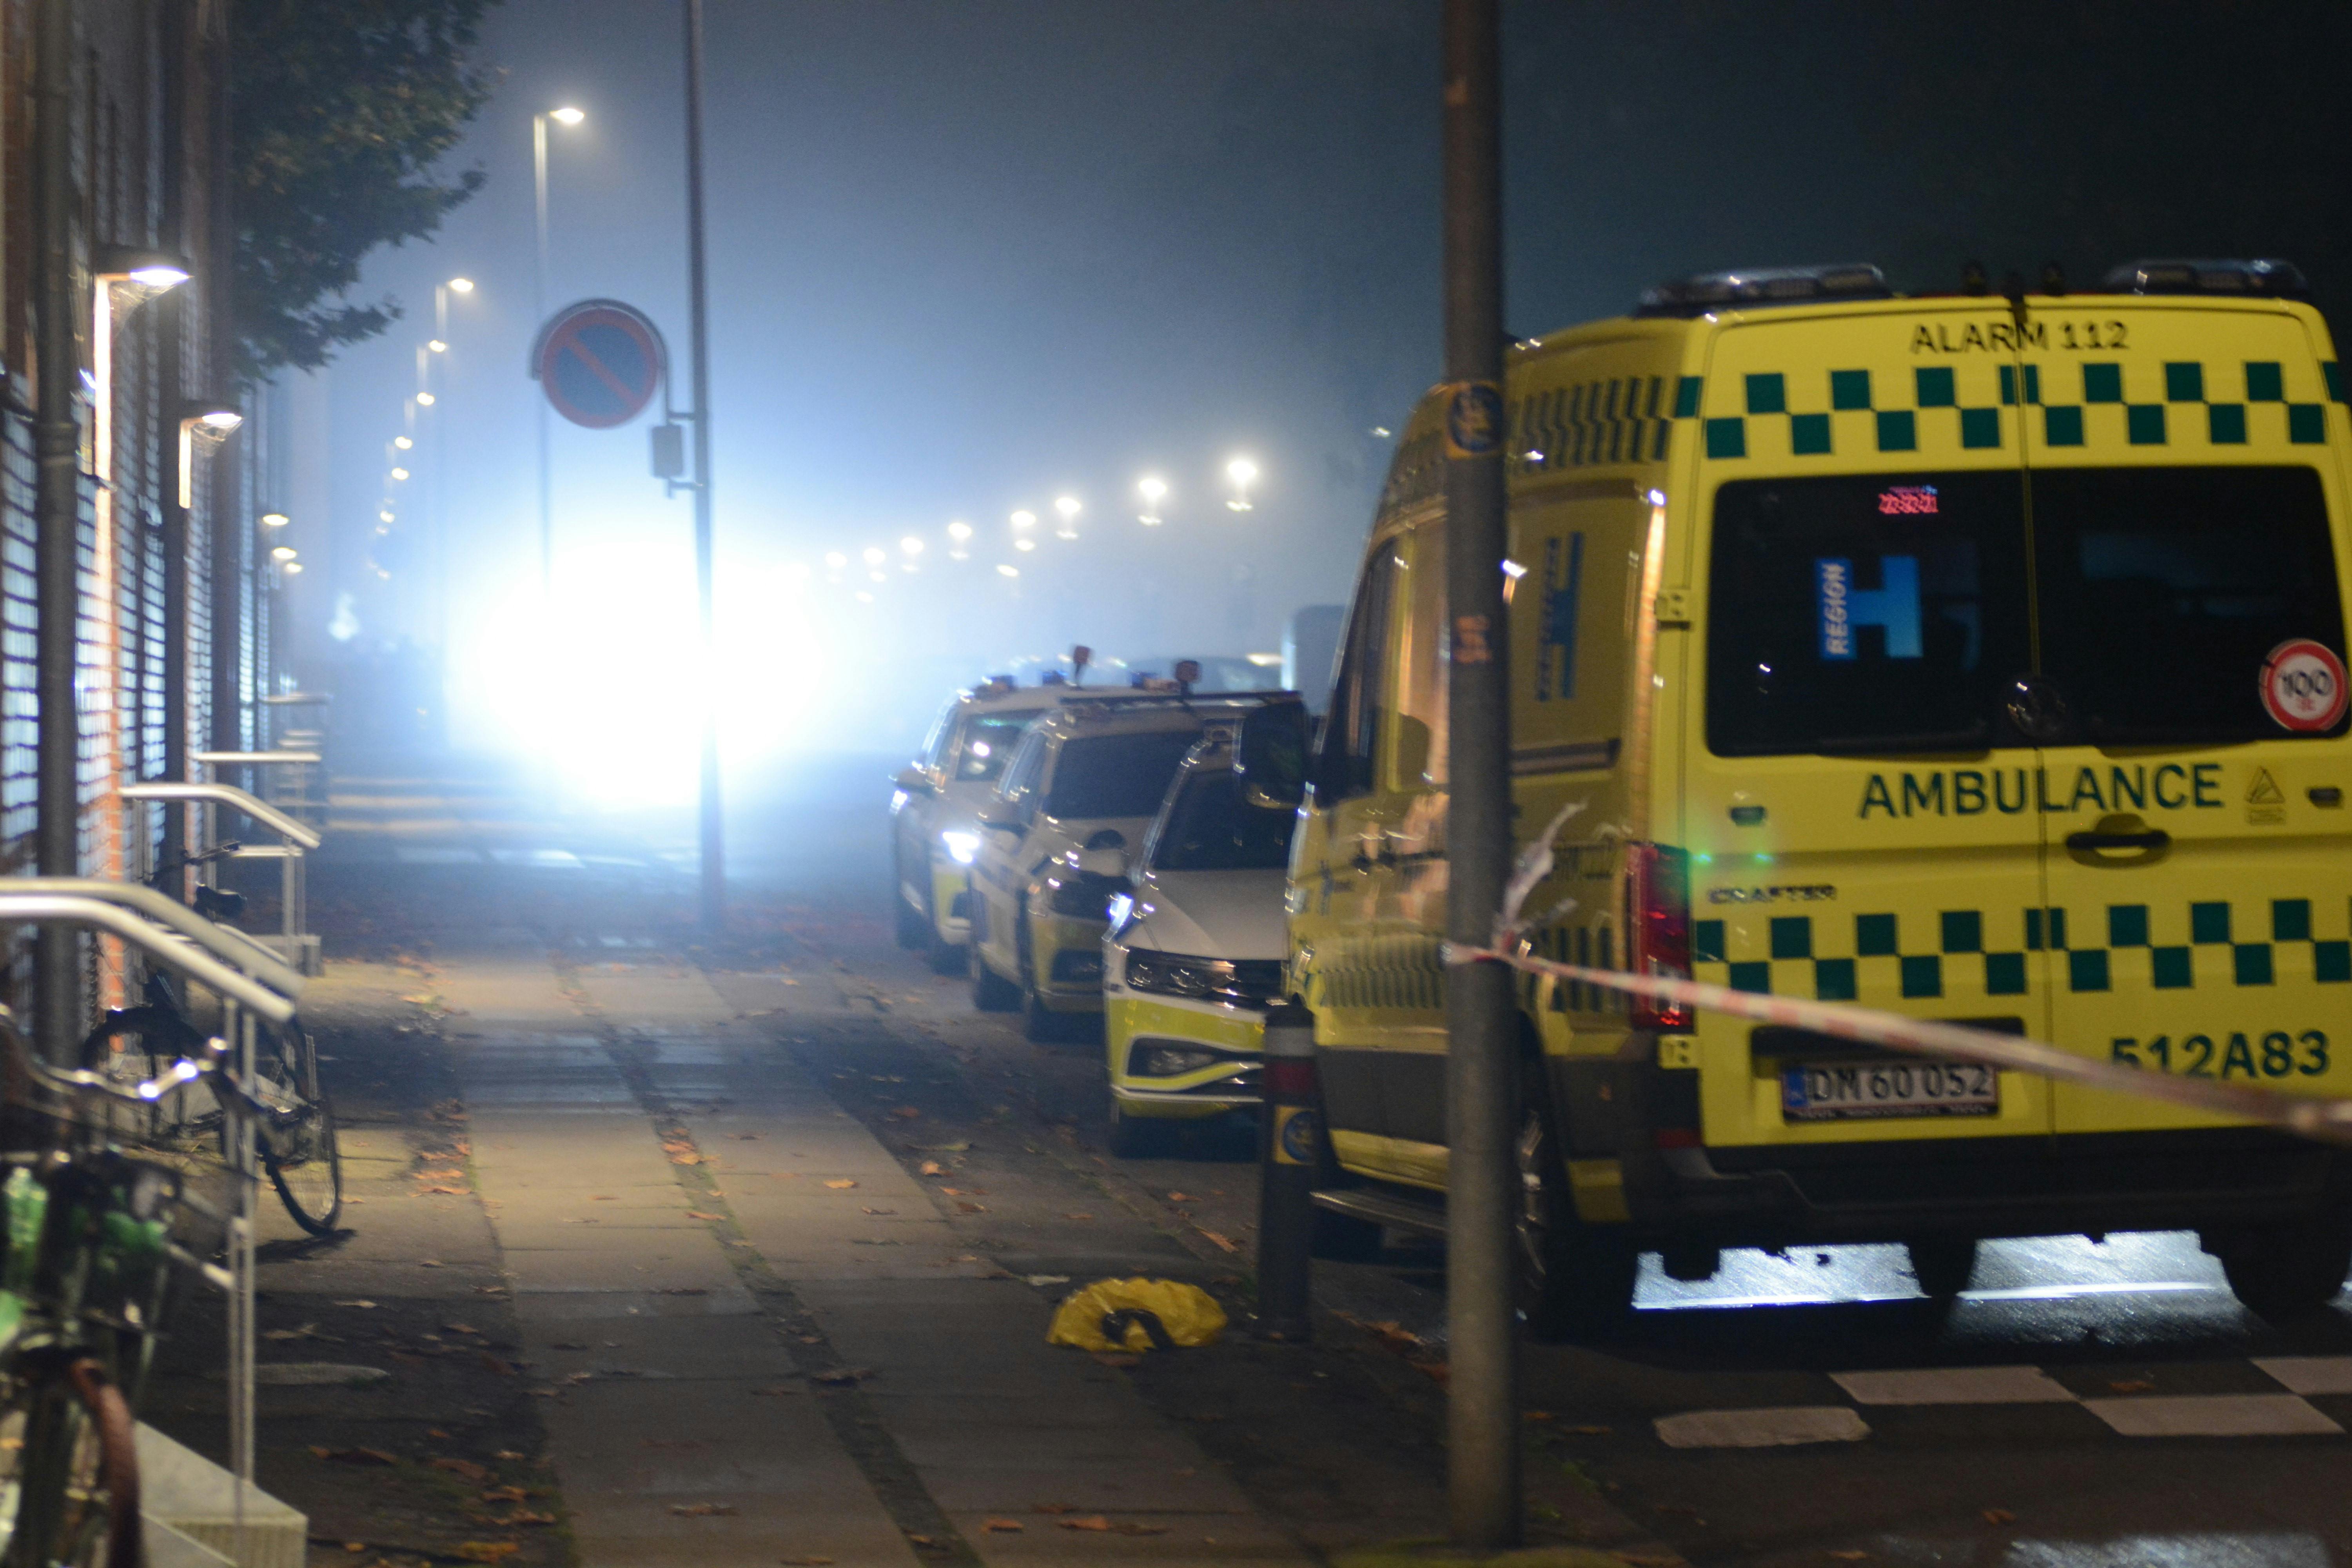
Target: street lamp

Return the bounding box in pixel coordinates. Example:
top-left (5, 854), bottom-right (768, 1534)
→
top-left (270, 545), bottom-right (298, 563)
top-left (946, 520), bottom-right (973, 560)
top-left (1137, 475), bottom-right (1167, 526)
top-left (177, 397), bottom-right (243, 509)
top-left (1226, 456), bottom-right (1258, 512)
top-left (1053, 495), bottom-right (1081, 539)
top-left (260, 512), bottom-right (289, 529)
top-left (394, 436), bottom-right (413, 450)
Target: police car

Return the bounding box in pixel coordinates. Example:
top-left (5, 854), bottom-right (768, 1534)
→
top-left (967, 692), bottom-right (1286, 1041)
top-left (891, 676), bottom-right (1086, 970)
top-left (1102, 733), bottom-right (1296, 1155)
top-left (1275, 259), bottom-right (2352, 1333)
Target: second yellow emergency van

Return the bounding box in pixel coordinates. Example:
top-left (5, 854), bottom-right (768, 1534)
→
top-left (1281, 259), bottom-right (2352, 1335)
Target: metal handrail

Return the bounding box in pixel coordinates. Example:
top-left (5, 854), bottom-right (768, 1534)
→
top-left (5, 878), bottom-right (303, 998)
top-left (192, 749), bottom-right (322, 766)
top-left (122, 782), bottom-right (321, 850)
top-left (0, 894), bottom-right (294, 1024)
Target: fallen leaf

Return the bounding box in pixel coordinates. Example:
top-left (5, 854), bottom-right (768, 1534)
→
top-left (418, 1260), bottom-right (444, 1269)
top-left (430, 1457), bottom-right (490, 1482)
top-left (1022, 1274), bottom-right (1070, 1287)
top-left (669, 1154), bottom-right (704, 1166)
top-left (940, 1187), bottom-right (987, 1196)
top-left (982, 1519), bottom-right (1024, 1532)
top-left (416, 1186), bottom-right (467, 1196)
top-left (918, 1161), bottom-right (947, 1176)
top-left (1167, 1192), bottom-right (1194, 1202)
top-left (494, 1450), bottom-right (526, 1462)
top-left (1058, 1517), bottom-right (1113, 1532)
top-left (909, 1141), bottom-right (971, 1152)
top-left (1196, 1229), bottom-right (1238, 1253)
top-left (416, 1169), bottom-right (464, 1180)
top-left (333, 1300), bottom-right (378, 1310)
top-left (454, 1544), bottom-right (519, 1565)
top-left (686, 1211), bottom-right (724, 1221)
top-left (341, 1543), bottom-right (365, 1554)
top-left (429, 1429), bottom-right (451, 1440)
top-left (480, 1487), bottom-right (527, 1504)
top-left (2107, 1379), bottom-right (2154, 1394)
top-left (1984, 1509), bottom-right (2016, 1526)
top-left (668, 1503), bottom-right (738, 1517)
top-left (823, 1180), bottom-right (857, 1190)
top-left (956, 1202), bottom-right (987, 1214)
top-left (309, 1446), bottom-right (397, 1466)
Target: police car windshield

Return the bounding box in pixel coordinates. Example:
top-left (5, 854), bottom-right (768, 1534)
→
top-left (953, 710), bottom-right (1044, 782)
top-left (1046, 730), bottom-right (1202, 818)
top-left (1150, 771), bottom-right (1295, 871)
top-left (1706, 465), bottom-right (2346, 754)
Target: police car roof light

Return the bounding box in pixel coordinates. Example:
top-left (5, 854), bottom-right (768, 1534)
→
top-left (2100, 258), bottom-right (2310, 299)
top-left (1635, 263), bottom-right (1891, 319)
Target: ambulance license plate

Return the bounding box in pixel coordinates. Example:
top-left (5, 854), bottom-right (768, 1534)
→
top-left (1781, 1060), bottom-right (1997, 1121)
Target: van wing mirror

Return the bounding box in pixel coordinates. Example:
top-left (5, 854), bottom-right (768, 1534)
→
top-left (975, 797), bottom-right (1023, 832)
top-left (1236, 699), bottom-right (1310, 810)
top-left (893, 766), bottom-right (933, 795)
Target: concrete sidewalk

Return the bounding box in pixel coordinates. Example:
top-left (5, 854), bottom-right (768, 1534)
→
top-left (435, 946), bottom-right (1312, 1566)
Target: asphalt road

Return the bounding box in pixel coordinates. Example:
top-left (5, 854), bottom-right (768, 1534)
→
top-left (279, 748), bottom-right (2352, 1565)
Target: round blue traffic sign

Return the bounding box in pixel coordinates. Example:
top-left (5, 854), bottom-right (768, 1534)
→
top-left (532, 300), bottom-right (666, 429)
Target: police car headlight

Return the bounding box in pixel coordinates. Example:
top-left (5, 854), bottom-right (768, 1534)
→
top-left (940, 829), bottom-right (981, 866)
top-left (1132, 1042), bottom-right (1226, 1078)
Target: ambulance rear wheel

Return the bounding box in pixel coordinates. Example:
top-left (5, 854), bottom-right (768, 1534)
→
top-left (2209, 1220), bottom-right (2352, 1325)
top-left (1513, 1063), bottom-right (1637, 1342)
top-left (1904, 1236), bottom-right (1980, 1301)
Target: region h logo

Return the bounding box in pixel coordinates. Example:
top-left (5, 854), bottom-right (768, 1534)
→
top-left (1817, 555), bottom-right (1922, 660)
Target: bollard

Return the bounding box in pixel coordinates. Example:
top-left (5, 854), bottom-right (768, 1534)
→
top-left (1254, 998), bottom-right (1318, 1340)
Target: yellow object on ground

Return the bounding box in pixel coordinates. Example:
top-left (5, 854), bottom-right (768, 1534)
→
top-left (1046, 1277), bottom-right (1228, 1352)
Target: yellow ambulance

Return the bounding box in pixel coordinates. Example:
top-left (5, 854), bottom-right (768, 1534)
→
top-left (1285, 260), bottom-right (2352, 1334)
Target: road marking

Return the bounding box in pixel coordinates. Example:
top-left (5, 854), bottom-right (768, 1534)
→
top-left (1654, 1406), bottom-right (1871, 1449)
top-left (1831, 1366), bottom-right (2078, 1405)
top-left (2083, 1394), bottom-right (2342, 1437)
top-left (2254, 1356), bottom-right (2352, 1395)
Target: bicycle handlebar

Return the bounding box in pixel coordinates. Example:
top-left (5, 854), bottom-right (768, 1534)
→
top-left (0, 894), bottom-right (296, 1024)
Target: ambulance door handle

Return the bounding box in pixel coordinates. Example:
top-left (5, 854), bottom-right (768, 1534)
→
top-left (2065, 827), bottom-right (2170, 852)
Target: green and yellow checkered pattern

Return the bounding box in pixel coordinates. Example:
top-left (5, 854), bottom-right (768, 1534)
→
top-left (1694, 898), bottom-right (2352, 1000)
top-left (1688, 361), bottom-right (2345, 461)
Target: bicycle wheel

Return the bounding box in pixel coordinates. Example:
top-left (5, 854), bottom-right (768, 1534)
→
top-left (250, 1021), bottom-right (342, 1235)
top-left (2, 1356), bottom-right (139, 1568)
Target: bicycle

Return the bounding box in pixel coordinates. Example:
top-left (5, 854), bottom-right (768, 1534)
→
top-left (77, 978), bottom-right (339, 1237)
top-left (0, 1009), bottom-right (225, 1568)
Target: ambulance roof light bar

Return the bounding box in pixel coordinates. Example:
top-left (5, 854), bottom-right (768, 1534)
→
top-left (1635, 263), bottom-right (1891, 318)
top-left (2100, 258), bottom-right (2309, 299)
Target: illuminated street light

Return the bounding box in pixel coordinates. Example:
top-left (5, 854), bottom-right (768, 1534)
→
top-left (1010, 509), bottom-right (1037, 534)
top-left (1053, 495), bottom-right (1081, 539)
top-left (996, 564), bottom-right (1020, 578)
top-left (862, 546), bottom-right (886, 567)
top-left (259, 512), bottom-right (289, 529)
top-left (1014, 538), bottom-right (1036, 552)
top-left (824, 551), bottom-right (849, 570)
top-left (394, 436), bottom-right (413, 450)
top-left (1226, 456), bottom-right (1258, 512)
top-left (281, 561), bottom-right (303, 575)
top-left (1137, 475), bottom-right (1167, 526)
top-left (428, 339), bottom-right (448, 353)
top-left (415, 392), bottom-right (436, 407)
top-left (549, 105), bottom-right (586, 127)
top-left (447, 277), bottom-right (475, 294)
top-left (270, 545), bottom-right (297, 562)
top-left (390, 467), bottom-right (410, 482)
top-left (900, 536), bottom-right (924, 555)
top-left (379, 510), bottom-right (395, 524)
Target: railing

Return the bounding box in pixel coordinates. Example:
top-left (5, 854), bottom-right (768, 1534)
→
top-left (194, 748), bottom-right (326, 834)
top-left (121, 782), bottom-right (323, 976)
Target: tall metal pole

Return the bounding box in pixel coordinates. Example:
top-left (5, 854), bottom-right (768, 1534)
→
top-left (1440, 0), bottom-right (1518, 1548)
top-left (533, 114), bottom-right (553, 598)
top-left (684, 0), bottom-right (724, 933)
top-left (31, 0), bottom-right (80, 1063)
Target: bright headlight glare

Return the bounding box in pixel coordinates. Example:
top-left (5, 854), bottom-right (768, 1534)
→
top-left (940, 829), bottom-right (981, 866)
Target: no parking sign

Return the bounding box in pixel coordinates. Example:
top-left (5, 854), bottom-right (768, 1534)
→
top-left (530, 299), bottom-right (668, 429)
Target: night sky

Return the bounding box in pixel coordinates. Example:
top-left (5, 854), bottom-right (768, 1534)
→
top-left (312, 0), bottom-right (2352, 773)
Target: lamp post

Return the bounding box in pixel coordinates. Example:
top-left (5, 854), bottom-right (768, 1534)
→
top-left (424, 277), bottom-right (473, 662)
top-left (533, 107), bottom-right (584, 601)
top-left (1137, 474), bottom-right (1167, 526)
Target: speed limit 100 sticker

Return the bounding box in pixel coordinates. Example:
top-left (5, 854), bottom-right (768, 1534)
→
top-left (2260, 639), bottom-right (2349, 732)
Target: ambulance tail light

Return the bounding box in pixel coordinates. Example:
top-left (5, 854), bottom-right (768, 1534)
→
top-left (1625, 843), bottom-right (1693, 1032)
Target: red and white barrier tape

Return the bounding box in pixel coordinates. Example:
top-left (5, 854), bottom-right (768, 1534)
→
top-left (1444, 942), bottom-right (2352, 1147)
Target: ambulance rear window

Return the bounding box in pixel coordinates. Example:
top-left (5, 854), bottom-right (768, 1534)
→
top-left (2033, 466), bottom-right (2346, 743)
top-left (1706, 472), bottom-right (2032, 756)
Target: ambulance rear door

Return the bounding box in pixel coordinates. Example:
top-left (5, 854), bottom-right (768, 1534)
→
top-left (2018, 301), bottom-right (2352, 1133)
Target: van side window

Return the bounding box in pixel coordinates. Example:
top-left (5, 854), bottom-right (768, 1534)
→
top-left (998, 732), bottom-right (1048, 822)
top-left (1393, 529), bottom-right (1448, 787)
top-left (1319, 544), bottom-right (1403, 800)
